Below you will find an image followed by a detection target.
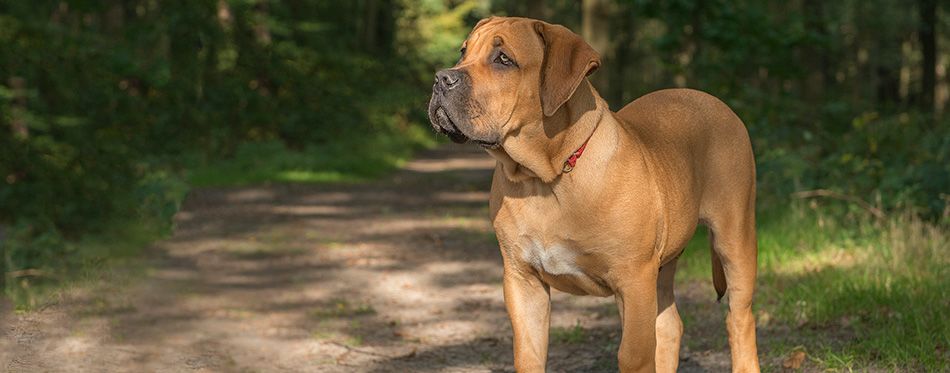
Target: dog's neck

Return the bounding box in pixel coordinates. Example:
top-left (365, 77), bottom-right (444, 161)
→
top-left (488, 79), bottom-right (618, 183)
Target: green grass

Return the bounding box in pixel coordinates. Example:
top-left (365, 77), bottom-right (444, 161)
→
top-left (677, 204), bottom-right (949, 371)
top-left (187, 122), bottom-right (436, 187)
top-left (3, 168), bottom-right (189, 310)
top-left (4, 216), bottom-right (172, 310)
top-left (5, 122), bottom-right (436, 310)
top-left (310, 300), bottom-right (377, 320)
top-left (551, 321), bottom-right (588, 344)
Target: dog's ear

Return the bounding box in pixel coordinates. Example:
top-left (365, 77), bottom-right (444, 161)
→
top-left (535, 21), bottom-right (601, 117)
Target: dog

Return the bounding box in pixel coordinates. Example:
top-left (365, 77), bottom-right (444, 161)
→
top-left (428, 17), bottom-right (760, 373)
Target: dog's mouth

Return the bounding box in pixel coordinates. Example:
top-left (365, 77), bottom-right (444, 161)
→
top-left (473, 139), bottom-right (500, 149)
top-left (434, 107), bottom-right (470, 144)
top-left (431, 105), bottom-right (501, 149)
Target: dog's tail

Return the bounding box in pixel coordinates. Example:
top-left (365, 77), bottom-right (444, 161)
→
top-left (711, 246), bottom-right (727, 302)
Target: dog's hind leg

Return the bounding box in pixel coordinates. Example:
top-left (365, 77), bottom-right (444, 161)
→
top-left (655, 257), bottom-right (683, 373)
top-left (707, 195), bottom-right (760, 373)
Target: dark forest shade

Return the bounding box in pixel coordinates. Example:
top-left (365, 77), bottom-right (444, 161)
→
top-left (918, 0), bottom-right (937, 111)
top-left (1, 0), bottom-right (947, 316)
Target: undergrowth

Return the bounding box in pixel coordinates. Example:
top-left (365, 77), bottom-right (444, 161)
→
top-left (187, 125), bottom-right (435, 187)
top-left (678, 204), bottom-right (949, 371)
top-left (2, 125), bottom-right (436, 310)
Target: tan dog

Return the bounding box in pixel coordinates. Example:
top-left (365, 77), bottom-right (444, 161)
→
top-left (428, 17), bottom-right (759, 373)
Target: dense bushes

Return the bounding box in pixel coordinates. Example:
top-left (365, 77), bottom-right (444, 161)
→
top-left (617, 0), bottom-right (950, 218)
top-left (1, 0), bottom-right (947, 301)
top-left (0, 1), bottom-right (481, 297)
top-left (744, 98), bottom-right (950, 219)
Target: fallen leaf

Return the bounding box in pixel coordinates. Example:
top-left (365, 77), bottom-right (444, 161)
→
top-left (783, 350), bottom-right (807, 370)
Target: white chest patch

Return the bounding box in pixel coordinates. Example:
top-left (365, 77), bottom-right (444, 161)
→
top-left (521, 239), bottom-right (581, 276)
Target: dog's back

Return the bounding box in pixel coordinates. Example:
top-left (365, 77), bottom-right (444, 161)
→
top-left (615, 88), bottom-right (757, 301)
top-left (614, 88), bottom-right (755, 221)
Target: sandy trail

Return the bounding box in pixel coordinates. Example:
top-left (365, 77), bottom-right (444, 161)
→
top-left (1, 145), bottom-right (732, 372)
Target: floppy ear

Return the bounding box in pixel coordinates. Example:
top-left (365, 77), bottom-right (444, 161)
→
top-left (535, 22), bottom-right (601, 117)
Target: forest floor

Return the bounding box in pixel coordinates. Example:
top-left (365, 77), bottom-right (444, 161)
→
top-left (2, 145), bottom-right (802, 372)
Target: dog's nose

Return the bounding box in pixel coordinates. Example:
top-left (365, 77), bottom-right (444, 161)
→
top-left (436, 69), bottom-right (461, 91)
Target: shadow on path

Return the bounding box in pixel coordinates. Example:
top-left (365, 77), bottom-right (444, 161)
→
top-left (1, 144), bottom-right (735, 372)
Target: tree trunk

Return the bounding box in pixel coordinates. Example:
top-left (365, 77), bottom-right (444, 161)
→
top-left (875, 34), bottom-right (903, 106)
top-left (105, 1), bottom-right (125, 33)
top-left (917, 0), bottom-right (937, 111)
top-left (0, 224), bottom-right (6, 291)
top-left (360, 0), bottom-right (395, 55)
top-left (525, 0), bottom-right (548, 20)
top-left (254, 0), bottom-right (271, 45)
top-left (216, 0), bottom-right (232, 28)
top-left (583, 0), bottom-right (613, 105)
top-left (688, 0), bottom-right (705, 86)
top-left (362, 0), bottom-right (378, 52)
top-left (802, 0), bottom-right (829, 103)
top-left (504, 1), bottom-right (519, 17)
top-left (8, 77), bottom-right (27, 139)
top-left (876, 65), bottom-right (901, 105)
top-left (607, 4), bottom-right (633, 108)
top-left (376, 0), bottom-right (396, 56)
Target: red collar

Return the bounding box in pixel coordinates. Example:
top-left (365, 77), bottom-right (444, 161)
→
top-left (561, 139), bottom-right (589, 173)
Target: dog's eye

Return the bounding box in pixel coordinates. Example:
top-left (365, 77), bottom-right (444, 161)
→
top-left (494, 52), bottom-right (514, 66)
top-left (460, 47), bottom-right (466, 57)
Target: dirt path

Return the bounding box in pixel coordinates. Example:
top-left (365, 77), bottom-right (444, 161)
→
top-left (1, 145), bottom-right (734, 372)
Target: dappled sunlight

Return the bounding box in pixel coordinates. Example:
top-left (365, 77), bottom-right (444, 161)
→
top-left (46, 145), bottom-right (512, 370)
top-left (298, 192), bottom-right (355, 204)
top-left (224, 188), bottom-right (276, 203)
top-left (4, 1), bottom-right (947, 371)
top-left (7, 143), bottom-right (942, 371)
top-left (432, 191), bottom-right (492, 203)
top-left (356, 216), bottom-right (492, 238)
top-left (269, 204), bottom-right (353, 216)
top-left (276, 170), bottom-right (351, 183)
top-left (765, 246), bottom-right (867, 276)
top-left (402, 147), bottom-right (495, 174)
top-left (51, 335), bottom-right (96, 356)
top-left (402, 158), bottom-right (494, 173)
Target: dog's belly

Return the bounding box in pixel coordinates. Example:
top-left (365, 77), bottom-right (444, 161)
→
top-left (518, 238), bottom-right (614, 297)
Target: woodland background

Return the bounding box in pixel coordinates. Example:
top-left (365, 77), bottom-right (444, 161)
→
top-left (0, 0), bottom-right (948, 370)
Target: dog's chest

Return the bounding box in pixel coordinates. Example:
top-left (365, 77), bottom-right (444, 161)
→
top-left (513, 235), bottom-right (613, 297)
top-left (491, 174), bottom-right (641, 296)
top-left (520, 239), bottom-right (582, 277)
top-left (493, 196), bottom-right (616, 296)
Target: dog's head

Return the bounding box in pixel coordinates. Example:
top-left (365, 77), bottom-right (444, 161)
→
top-left (427, 17), bottom-right (600, 148)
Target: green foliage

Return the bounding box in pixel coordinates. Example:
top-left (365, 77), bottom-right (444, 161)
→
top-left (615, 0), bottom-right (950, 217)
top-left (551, 321), bottom-right (588, 344)
top-left (0, 0), bottom-right (477, 302)
top-left (1, 2), bottom-right (947, 369)
top-left (678, 207), bottom-right (949, 370)
top-left (505, 0), bottom-right (950, 216)
top-left (187, 127), bottom-right (434, 186)
top-left (397, 0), bottom-right (489, 71)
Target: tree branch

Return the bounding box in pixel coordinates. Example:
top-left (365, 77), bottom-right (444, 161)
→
top-left (792, 189), bottom-right (886, 219)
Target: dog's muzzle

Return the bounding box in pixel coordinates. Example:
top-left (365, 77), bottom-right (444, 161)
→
top-left (431, 104), bottom-right (469, 144)
top-left (427, 69), bottom-right (500, 149)
top-left (428, 69), bottom-right (470, 144)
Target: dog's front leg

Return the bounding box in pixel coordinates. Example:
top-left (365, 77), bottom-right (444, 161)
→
top-left (615, 267), bottom-right (659, 373)
top-left (503, 264), bottom-right (551, 373)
